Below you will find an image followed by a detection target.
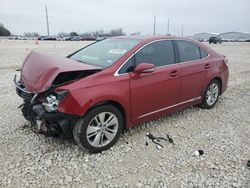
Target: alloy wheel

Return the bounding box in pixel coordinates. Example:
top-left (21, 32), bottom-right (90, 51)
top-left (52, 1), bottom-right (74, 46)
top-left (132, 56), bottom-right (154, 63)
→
top-left (206, 83), bottom-right (219, 106)
top-left (86, 112), bottom-right (119, 147)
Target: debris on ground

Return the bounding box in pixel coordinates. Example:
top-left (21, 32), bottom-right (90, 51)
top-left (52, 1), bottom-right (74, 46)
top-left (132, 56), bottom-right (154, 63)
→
top-left (193, 150), bottom-right (204, 157)
top-left (247, 160), bottom-right (250, 169)
top-left (145, 132), bottom-right (174, 149)
top-left (166, 134), bottom-right (174, 144)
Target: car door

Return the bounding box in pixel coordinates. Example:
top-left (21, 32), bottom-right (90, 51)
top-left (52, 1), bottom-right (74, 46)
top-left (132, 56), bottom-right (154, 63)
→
top-left (174, 40), bottom-right (209, 102)
top-left (130, 40), bottom-right (181, 120)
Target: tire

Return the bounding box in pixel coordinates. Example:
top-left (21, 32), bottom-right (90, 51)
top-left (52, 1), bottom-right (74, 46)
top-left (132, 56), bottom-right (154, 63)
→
top-left (73, 104), bottom-right (123, 153)
top-left (200, 79), bottom-right (220, 109)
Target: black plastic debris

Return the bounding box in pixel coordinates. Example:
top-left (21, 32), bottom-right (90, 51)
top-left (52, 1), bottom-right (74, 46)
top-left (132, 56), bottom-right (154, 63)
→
top-left (247, 160), bottom-right (250, 169)
top-left (122, 134), bottom-right (129, 144)
top-left (166, 134), bottom-right (174, 144)
top-left (145, 132), bottom-right (174, 149)
top-left (145, 134), bottom-right (149, 146)
top-left (198, 150), bottom-right (204, 155)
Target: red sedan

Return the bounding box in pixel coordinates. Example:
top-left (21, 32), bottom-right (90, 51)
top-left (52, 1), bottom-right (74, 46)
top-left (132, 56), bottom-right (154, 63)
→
top-left (15, 36), bottom-right (229, 152)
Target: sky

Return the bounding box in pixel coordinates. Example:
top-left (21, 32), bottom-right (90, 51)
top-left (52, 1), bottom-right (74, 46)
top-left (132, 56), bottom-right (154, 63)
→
top-left (0, 0), bottom-right (250, 36)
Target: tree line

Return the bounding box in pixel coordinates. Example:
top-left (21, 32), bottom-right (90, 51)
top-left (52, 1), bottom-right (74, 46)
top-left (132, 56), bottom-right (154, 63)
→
top-left (0, 23), bottom-right (11, 36)
top-left (0, 23), bottom-right (142, 37)
top-left (57, 28), bottom-right (126, 38)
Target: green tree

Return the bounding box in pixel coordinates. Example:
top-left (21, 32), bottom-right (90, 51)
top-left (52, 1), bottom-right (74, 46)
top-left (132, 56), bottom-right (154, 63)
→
top-left (0, 23), bottom-right (11, 36)
top-left (70, 32), bottom-right (78, 36)
top-left (109, 28), bottom-right (126, 36)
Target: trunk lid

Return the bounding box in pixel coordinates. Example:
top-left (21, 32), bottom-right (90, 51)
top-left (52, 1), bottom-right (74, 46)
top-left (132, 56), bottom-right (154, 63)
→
top-left (21, 51), bottom-right (101, 93)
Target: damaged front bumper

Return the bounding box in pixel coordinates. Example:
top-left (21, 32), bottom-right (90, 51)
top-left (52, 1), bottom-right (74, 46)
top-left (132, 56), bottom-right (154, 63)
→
top-left (32, 104), bottom-right (78, 137)
top-left (14, 74), bottom-right (37, 102)
top-left (14, 75), bottom-right (79, 137)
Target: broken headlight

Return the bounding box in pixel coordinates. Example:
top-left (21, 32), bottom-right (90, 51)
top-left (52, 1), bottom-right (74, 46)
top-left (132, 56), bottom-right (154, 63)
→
top-left (42, 90), bottom-right (68, 112)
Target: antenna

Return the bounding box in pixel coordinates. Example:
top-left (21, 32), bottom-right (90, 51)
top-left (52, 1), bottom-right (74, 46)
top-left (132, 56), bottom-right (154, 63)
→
top-left (153, 15), bottom-right (156, 35)
top-left (45, 5), bottom-right (50, 36)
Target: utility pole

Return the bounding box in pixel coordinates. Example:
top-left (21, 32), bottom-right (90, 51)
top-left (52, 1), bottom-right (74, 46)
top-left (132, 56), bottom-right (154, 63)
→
top-left (153, 15), bottom-right (156, 35)
top-left (45, 5), bottom-right (50, 36)
top-left (181, 24), bottom-right (184, 37)
top-left (167, 18), bottom-right (170, 34)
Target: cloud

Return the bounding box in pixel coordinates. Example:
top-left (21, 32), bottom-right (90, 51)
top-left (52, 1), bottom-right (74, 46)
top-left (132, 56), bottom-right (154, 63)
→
top-left (0, 0), bottom-right (249, 35)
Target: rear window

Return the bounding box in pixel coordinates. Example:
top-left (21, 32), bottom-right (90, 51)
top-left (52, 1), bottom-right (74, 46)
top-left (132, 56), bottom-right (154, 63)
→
top-left (176, 40), bottom-right (201, 62)
top-left (176, 40), bottom-right (208, 62)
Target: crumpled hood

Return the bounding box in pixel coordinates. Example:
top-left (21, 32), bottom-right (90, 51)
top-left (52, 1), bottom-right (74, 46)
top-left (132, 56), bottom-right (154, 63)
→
top-left (21, 51), bottom-right (101, 93)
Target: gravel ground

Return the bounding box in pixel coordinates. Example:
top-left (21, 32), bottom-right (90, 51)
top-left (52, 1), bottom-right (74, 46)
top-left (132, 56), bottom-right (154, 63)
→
top-left (0, 40), bottom-right (249, 188)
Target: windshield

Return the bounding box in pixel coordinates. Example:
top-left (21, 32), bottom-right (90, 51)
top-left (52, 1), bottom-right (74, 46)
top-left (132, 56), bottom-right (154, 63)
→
top-left (70, 38), bottom-right (140, 68)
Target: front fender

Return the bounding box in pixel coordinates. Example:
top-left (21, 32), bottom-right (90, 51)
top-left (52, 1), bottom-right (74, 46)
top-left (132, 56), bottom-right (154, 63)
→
top-left (57, 80), bottom-right (130, 118)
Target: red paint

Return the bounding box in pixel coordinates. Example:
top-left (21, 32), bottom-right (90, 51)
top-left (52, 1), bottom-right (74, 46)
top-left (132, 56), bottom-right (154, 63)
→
top-left (21, 51), bottom-right (100, 93)
top-left (21, 36), bottom-right (229, 129)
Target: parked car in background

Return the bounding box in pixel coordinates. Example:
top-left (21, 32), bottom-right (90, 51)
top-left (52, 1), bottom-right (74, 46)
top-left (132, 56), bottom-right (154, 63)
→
top-left (96, 37), bottom-right (106, 41)
top-left (38, 36), bottom-right (57, 40)
top-left (209, 36), bottom-right (222, 44)
top-left (70, 36), bottom-right (81, 41)
top-left (14, 36), bottom-right (229, 152)
top-left (80, 35), bottom-right (96, 41)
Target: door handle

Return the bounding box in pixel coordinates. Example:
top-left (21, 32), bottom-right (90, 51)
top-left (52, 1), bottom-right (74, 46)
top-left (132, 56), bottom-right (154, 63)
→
top-left (169, 70), bottom-right (179, 77)
top-left (204, 63), bottom-right (211, 69)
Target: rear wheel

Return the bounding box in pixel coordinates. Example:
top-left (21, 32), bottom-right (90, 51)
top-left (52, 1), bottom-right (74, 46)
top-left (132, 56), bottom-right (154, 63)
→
top-left (201, 79), bottom-right (220, 109)
top-left (73, 104), bottom-right (123, 153)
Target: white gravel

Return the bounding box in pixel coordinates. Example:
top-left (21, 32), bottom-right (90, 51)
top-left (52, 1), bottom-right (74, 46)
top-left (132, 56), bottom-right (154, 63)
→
top-left (0, 40), bottom-right (249, 187)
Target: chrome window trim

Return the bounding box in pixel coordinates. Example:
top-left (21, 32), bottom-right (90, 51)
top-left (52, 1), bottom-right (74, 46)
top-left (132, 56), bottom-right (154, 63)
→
top-left (137, 96), bottom-right (201, 119)
top-left (114, 38), bottom-right (210, 77)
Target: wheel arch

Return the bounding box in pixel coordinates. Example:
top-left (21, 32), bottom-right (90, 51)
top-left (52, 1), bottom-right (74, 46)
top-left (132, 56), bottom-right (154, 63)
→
top-left (85, 100), bottom-right (127, 131)
top-left (211, 77), bottom-right (222, 95)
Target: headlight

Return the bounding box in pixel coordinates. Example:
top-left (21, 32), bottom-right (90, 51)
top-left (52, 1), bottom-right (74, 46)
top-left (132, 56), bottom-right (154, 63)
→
top-left (42, 90), bottom-right (68, 112)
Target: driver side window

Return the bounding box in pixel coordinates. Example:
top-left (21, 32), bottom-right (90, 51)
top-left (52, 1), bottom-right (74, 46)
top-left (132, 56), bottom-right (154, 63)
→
top-left (117, 40), bottom-right (176, 74)
top-left (135, 40), bottom-right (175, 67)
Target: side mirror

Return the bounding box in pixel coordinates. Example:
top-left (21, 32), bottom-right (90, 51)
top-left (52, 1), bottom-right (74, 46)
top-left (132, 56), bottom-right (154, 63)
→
top-left (134, 63), bottom-right (156, 74)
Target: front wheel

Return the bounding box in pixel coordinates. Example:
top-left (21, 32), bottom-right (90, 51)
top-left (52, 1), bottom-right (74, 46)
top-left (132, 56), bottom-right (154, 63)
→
top-left (200, 79), bottom-right (220, 109)
top-left (73, 104), bottom-right (123, 153)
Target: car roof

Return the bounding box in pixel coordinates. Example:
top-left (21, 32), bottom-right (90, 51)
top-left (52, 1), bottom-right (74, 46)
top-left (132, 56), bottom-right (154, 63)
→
top-left (113, 35), bottom-right (198, 43)
top-left (112, 35), bottom-right (218, 57)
